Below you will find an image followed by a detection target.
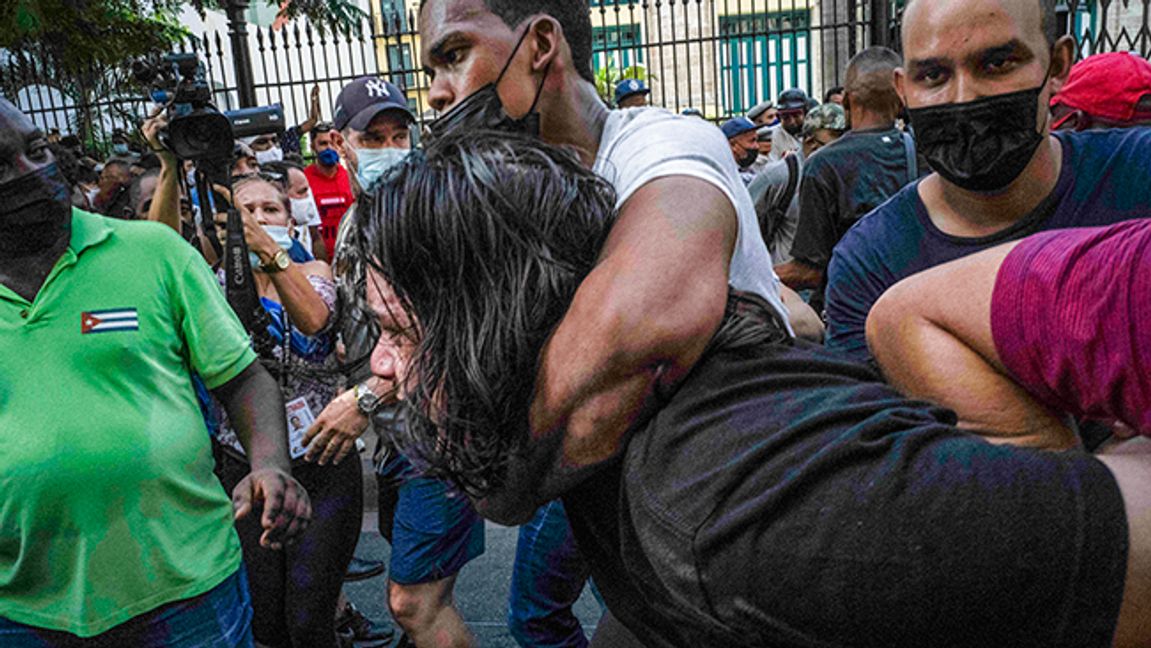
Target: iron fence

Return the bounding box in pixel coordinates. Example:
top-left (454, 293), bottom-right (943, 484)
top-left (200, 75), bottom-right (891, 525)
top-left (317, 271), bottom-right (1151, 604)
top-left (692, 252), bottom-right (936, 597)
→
top-left (2, 0), bottom-right (1149, 154)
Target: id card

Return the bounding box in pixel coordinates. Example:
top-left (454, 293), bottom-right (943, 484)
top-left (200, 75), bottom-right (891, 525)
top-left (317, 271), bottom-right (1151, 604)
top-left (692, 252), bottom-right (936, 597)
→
top-left (285, 397), bottom-right (315, 460)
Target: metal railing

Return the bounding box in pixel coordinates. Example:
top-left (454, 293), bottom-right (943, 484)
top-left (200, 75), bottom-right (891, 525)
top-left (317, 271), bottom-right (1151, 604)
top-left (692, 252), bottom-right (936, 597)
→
top-left (2, 0), bottom-right (1148, 153)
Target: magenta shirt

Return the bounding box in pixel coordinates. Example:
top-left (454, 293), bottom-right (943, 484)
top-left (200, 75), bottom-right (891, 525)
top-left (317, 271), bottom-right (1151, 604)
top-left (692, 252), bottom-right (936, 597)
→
top-left (991, 219), bottom-right (1151, 435)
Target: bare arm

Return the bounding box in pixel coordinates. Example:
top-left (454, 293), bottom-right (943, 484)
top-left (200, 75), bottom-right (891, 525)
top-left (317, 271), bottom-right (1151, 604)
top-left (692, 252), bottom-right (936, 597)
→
top-left (142, 110), bottom-right (182, 233)
top-left (780, 284), bottom-right (823, 342)
top-left (243, 210), bottom-right (333, 336)
top-left (476, 176), bottom-right (737, 524)
top-left (866, 241), bottom-right (1077, 450)
top-left (212, 361), bottom-right (311, 548)
top-left (296, 85), bottom-right (322, 135)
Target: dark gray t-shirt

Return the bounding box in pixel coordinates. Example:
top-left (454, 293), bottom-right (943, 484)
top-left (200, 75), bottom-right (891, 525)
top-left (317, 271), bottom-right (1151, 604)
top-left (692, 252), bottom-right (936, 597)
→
top-left (789, 126), bottom-right (920, 270)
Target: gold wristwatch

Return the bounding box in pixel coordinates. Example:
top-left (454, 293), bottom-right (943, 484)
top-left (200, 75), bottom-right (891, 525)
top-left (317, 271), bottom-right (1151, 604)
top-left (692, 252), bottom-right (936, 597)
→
top-left (262, 249), bottom-right (291, 273)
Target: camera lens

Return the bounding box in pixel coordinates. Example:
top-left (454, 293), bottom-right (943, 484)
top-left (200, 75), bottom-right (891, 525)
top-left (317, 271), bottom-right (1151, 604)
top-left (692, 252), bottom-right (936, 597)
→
top-left (169, 109), bottom-right (234, 161)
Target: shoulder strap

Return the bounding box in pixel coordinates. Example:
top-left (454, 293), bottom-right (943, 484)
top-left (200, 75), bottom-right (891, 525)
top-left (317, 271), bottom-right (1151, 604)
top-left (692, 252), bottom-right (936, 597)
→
top-left (763, 154), bottom-right (801, 248)
top-left (902, 131), bottom-right (918, 184)
top-left (782, 154), bottom-right (801, 207)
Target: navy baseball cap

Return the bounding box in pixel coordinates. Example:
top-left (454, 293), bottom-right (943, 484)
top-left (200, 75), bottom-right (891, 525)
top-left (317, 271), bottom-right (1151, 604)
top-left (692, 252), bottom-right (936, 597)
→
top-left (332, 76), bottom-right (414, 132)
top-left (720, 117), bottom-right (757, 139)
top-left (614, 78), bottom-right (650, 104)
top-left (777, 88), bottom-right (810, 113)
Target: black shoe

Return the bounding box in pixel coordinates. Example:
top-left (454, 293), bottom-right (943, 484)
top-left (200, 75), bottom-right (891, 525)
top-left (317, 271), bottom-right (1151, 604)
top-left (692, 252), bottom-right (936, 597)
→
top-left (336, 601), bottom-right (396, 645)
top-left (344, 556), bottom-right (387, 582)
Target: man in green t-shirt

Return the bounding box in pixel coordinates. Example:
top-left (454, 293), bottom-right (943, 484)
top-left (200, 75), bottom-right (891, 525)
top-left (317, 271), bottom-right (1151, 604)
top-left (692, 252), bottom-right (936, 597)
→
top-left (0, 98), bottom-right (311, 646)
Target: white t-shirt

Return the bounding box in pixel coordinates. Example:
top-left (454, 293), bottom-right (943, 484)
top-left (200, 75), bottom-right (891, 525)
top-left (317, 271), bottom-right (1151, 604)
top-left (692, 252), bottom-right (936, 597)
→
top-left (592, 108), bottom-right (792, 331)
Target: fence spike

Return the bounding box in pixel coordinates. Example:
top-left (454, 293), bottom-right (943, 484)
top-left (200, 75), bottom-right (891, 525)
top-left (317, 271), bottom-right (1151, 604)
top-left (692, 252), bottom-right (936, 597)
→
top-left (256, 25), bottom-right (266, 51)
top-left (305, 22), bottom-right (314, 47)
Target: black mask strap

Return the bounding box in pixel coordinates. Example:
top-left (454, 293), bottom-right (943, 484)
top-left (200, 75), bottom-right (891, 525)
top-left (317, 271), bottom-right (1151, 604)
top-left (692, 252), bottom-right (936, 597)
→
top-left (495, 23), bottom-right (534, 89)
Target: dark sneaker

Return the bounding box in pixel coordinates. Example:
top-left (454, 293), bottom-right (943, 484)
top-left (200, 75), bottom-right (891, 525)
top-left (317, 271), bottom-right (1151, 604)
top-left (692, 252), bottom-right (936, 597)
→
top-left (336, 601), bottom-right (396, 645)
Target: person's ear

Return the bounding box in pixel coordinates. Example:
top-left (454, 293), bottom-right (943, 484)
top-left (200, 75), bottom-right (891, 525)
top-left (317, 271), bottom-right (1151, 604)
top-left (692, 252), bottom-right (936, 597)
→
top-left (331, 130), bottom-right (347, 156)
top-left (1049, 35), bottom-right (1076, 91)
top-left (528, 16), bottom-right (562, 72)
top-left (894, 67), bottom-right (907, 106)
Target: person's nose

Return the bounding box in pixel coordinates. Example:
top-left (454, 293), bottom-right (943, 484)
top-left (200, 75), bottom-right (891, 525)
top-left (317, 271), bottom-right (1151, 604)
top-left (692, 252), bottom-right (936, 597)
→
top-left (370, 338), bottom-right (399, 382)
top-left (428, 75), bottom-right (456, 114)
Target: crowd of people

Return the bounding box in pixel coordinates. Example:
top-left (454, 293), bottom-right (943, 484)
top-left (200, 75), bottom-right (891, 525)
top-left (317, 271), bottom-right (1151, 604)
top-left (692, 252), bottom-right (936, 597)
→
top-left (3, 0), bottom-right (1151, 647)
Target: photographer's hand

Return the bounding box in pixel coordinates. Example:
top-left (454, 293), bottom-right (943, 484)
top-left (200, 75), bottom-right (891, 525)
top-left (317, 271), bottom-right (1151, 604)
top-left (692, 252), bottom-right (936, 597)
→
top-left (143, 106), bottom-right (183, 233)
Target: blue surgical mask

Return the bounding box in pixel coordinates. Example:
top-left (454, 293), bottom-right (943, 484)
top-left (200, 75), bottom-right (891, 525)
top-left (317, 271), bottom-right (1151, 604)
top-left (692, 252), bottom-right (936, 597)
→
top-left (112, 143), bottom-right (129, 155)
top-left (353, 147), bottom-right (409, 191)
top-left (250, 225), bottom-right (295, 269)
top-left (317, 148), bottom-right (340, 167)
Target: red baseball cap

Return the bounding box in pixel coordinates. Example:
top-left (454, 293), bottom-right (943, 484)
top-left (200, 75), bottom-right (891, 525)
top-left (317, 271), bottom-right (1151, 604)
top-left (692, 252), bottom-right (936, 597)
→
top-left (1050, 52), bottom-right (1151, 126)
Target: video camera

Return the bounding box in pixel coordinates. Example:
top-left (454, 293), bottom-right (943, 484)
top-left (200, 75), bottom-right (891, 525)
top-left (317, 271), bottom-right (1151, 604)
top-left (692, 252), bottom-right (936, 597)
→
top-left (133, 53), bottom-right (233, 162)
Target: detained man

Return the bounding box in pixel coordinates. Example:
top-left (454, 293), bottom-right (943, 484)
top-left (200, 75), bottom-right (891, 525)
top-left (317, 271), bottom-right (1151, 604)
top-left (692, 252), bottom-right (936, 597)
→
top-left (299, 76), bottom-right (483, 648)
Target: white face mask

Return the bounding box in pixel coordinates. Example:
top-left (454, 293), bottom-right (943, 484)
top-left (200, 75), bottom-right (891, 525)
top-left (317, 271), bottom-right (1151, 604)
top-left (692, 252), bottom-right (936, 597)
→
top-left (255, 146), bottom-right (284, 165)
top-left (250, 224), bottom-right (295, 269)
top-left (290, 195), bottom-right (320, 227)
top-left (84, 187), bottom-right (100, 207)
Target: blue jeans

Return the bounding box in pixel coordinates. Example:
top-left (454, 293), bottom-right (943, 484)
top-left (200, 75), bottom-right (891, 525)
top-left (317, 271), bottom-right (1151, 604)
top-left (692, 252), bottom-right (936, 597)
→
top-left (0, 568), bottom-right (253, 648)
top-left (507, 500), bottom-right (593, 648)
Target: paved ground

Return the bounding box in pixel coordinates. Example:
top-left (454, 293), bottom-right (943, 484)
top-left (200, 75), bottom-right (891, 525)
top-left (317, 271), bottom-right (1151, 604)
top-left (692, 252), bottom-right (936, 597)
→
top-left (342, 453), bottom-right (602, 647)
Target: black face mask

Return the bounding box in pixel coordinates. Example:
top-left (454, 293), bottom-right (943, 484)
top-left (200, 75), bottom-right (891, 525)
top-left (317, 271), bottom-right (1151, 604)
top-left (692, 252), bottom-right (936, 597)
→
top-left (907, 75), bottom-right (1049, 193)
top-left (428, 25), bottom-right (551, 140)
top-left (0, 162), bottom-right (72, 256)
top-left (737, 148), bottom-right (759, 169)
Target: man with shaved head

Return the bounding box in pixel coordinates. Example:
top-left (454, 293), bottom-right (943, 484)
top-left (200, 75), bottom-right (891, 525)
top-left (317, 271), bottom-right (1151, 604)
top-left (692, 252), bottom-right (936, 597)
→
top-left (825, 0), bottom-right (1151, 362)
top-left (774, 46), bottom-right (920, 309)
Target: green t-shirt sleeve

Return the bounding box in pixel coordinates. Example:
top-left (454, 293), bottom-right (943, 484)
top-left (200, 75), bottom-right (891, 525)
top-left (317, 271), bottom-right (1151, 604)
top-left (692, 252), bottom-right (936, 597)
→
top-left (171, 251), bottom-right (257, 390)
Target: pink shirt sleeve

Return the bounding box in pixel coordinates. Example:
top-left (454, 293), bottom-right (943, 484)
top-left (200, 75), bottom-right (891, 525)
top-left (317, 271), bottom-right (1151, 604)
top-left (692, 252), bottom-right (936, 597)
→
top-left (991, 219), bottom-right (1151, 435)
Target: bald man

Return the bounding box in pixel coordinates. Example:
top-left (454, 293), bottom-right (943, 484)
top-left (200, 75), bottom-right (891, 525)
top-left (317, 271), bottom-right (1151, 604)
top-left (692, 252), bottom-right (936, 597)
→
top-left (826, 0), bottom-right (1151, 362)
top-left (774, 46), bottom-right (920, 308)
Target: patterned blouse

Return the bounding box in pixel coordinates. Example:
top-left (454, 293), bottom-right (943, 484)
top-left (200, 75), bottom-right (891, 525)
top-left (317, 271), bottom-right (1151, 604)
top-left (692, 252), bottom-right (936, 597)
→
top-left (212, 270), bottom-right (341, 462)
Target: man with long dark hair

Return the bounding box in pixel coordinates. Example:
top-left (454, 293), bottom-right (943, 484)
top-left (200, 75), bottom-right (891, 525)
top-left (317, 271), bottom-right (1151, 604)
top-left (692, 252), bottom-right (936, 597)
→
top-left (415, 0), bottom-right (816, 643)
top-left (360, 130), bottom-right (1151, 648)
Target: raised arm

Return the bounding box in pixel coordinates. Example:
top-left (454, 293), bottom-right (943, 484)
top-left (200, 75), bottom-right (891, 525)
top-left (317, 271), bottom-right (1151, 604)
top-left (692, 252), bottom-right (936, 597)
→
top-left (478, 176), bottom-right (736, 523)
top-left (142, 110), bottom-right (182, 233)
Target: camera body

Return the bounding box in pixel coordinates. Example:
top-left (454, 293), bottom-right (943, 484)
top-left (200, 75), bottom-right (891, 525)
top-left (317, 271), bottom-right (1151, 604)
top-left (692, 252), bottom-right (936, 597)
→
top-left (133, 53), bottom-right (234, 161)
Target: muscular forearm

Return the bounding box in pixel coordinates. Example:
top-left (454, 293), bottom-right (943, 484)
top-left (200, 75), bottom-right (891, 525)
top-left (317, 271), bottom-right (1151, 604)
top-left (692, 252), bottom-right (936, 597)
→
top-left (213, 362), bottom-right (291, 471)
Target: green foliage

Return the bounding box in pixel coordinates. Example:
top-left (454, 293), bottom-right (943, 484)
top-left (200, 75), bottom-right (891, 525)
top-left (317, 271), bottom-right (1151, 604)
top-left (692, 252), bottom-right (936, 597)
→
top-left (594, 56), bottom-right (653, 105)
top-left (1, 0), bottom-right (366, 78)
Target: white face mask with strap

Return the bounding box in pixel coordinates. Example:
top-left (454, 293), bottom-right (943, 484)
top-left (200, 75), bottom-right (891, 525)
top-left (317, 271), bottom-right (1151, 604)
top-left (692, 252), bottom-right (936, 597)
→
top-left (290, 194), bottom-right (320, 227)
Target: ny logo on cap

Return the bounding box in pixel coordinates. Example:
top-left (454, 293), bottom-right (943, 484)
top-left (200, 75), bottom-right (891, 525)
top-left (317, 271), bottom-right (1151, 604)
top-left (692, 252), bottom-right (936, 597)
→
top-left (629, 80), bottom-right (639, 91)
top-left (365, 79), bottom-right (390, 98)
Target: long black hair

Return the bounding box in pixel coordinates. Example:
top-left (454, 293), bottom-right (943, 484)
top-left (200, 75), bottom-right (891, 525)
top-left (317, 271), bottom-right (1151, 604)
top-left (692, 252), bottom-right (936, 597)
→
top-left (360, 130), bottom-right (618, 497)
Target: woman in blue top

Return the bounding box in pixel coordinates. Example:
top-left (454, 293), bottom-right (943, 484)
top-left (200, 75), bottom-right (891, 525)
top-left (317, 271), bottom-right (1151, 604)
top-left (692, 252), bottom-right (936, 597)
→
top-left (211, 174), bottom-right (361, 648)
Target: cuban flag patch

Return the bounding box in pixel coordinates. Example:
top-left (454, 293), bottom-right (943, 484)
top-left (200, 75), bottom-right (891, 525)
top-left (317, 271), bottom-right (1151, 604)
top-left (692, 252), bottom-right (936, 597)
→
top-left (81, 309), bottom-right (139, 334)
